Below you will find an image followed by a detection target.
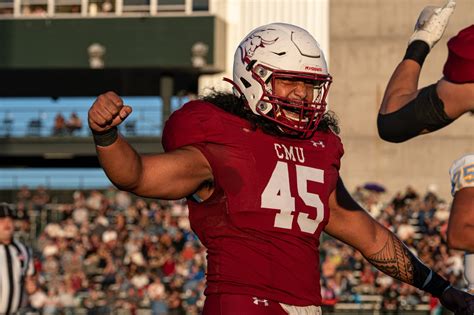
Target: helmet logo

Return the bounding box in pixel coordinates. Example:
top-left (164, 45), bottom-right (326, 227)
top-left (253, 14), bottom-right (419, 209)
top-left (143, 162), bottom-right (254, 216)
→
top-left (304, 65), bottom-right (322, 72)
top-left (240, 28), bottom-right (279, 63)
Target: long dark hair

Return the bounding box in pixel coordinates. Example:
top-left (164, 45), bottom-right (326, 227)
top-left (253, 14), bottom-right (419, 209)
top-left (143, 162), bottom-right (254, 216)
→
top-left (201, 91), bottom-right (340, 137)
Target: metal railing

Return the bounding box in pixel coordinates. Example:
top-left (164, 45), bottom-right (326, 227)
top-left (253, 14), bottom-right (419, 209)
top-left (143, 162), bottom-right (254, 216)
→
top-left (0, 169), bottom-right (112, 189)
top-left (0, 96), bottom-right (188, 138)
top-left (0, 108), bottom-right (163, 137)
top-left (0, 0), bottom-right (209, 18)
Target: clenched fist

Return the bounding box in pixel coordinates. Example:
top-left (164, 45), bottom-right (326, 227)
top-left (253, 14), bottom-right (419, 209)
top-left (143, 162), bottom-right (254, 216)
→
top-left (88, 91), bottom-right (133, 133)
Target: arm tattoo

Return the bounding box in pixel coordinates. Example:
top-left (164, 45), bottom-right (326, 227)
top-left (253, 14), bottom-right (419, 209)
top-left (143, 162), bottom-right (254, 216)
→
top-left (364, 232), bottom-right (430, 288)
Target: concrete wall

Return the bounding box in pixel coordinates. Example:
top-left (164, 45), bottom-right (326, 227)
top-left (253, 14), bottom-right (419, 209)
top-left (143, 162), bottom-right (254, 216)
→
top-left (330, 0), bottom-right (474, 200)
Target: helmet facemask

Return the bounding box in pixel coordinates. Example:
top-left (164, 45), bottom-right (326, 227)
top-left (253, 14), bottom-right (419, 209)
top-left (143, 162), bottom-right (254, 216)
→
top-left (251, 65), bottom-right (332, 138)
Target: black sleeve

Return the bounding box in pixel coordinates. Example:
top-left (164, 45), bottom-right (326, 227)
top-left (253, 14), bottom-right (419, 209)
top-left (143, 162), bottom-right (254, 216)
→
top-left (378, 84), bottom-right (453, 143)
top-left (335, 178), bottom-right (364, 211)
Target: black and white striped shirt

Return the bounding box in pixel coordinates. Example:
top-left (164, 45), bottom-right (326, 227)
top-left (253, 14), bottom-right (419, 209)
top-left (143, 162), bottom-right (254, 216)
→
top-left (0, 239), bottom-right (34, 315)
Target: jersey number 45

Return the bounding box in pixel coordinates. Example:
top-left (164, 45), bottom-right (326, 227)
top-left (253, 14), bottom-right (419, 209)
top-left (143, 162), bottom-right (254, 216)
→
top-left (261, 161), bottom-right (325, 234)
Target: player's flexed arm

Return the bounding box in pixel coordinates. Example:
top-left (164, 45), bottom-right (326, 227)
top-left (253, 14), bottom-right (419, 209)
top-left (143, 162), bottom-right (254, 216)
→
top-left (324, 178), bottom-right (474, 314)
top-left (88, 91), bottom-right (213, 199)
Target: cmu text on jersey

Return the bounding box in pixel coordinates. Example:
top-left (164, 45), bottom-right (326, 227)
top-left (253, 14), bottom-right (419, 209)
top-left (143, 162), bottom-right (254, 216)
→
top-left (274, 143), bottom-right (305, 163)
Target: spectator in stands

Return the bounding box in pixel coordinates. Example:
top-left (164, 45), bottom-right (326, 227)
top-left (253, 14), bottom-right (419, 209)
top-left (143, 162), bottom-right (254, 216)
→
top-left (31, 185), bottom-right (50, 211)
top-left (321, 278), bottom-right (338, 312)
top-left (148, 276), bottom-right (168, 315)
top-left (28, 282), bottom-right (48, 313)
top-left (57, 281), bottom-right (77, 315)
top-left (381, 283), bottom-right (400, 314)
top-left (167, 290), bottom-right (185, 315)
top-left (16, 185), bottom-right (32, 202)
top-left (22, 5), bottom-right (47, 15)
top-left (43, 287), bottom-right (61, 315)
top-left (66, 112), bottom-right (83, 135)
top-left (53, 113), bottom-right (67, 136)
top-left (101, 0), bottom-right (113, 12)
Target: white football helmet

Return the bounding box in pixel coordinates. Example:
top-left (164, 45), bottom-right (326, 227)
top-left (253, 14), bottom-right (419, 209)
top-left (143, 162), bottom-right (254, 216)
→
top-left (227, 22), bottom-right (332, 138)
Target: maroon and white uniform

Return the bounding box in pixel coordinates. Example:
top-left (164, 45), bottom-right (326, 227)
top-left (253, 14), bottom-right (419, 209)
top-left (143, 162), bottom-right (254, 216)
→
top-left (162, 100), bottom-right (344, 306)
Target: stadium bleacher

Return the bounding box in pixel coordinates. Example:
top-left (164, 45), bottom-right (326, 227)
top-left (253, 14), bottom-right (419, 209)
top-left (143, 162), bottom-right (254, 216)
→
top-left (0, 184), bottom-right (466, 315)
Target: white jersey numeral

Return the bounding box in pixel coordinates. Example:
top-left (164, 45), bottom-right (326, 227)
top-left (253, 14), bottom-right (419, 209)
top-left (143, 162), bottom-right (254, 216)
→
top-left (261, 161), bottom-right (295, 229)
top-left (296, 165), bottom-right (324, 233)
top-left (261, 161), bottom-right (325, 233)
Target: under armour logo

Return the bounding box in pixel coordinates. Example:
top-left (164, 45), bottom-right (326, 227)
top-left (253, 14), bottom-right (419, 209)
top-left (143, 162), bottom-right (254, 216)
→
top-left (253, 297), bottom-right (269, 306)
top-left (311, 140), bottom-right (325, 148)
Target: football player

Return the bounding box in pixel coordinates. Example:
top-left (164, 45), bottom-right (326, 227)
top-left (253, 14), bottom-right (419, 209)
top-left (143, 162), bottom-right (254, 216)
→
top-left (89, 23), bottom-right (474, 314)
top-left (449, 154), bottom-right (474, 292)
top-left (377, 0), bottom-right (474, 295)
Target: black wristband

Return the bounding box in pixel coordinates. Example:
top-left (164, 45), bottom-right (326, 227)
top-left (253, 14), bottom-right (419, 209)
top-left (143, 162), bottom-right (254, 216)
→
top-left (422, 270), bottom-right (451, 298)
top-left (404, 40), bottom-right (430, 66)
top-left (92, 127), bottom-right (118, 147)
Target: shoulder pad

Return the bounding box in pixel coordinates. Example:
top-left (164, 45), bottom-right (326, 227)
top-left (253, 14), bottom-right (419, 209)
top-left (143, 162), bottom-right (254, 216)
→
top-left (315, 129), bottom-right (344, 168)
top-left (162, 100), bottom-right (225, 151)
top-left (329, 130), bottom-right (344, 162)
top-left (449, 154), bottom-right (474, 196)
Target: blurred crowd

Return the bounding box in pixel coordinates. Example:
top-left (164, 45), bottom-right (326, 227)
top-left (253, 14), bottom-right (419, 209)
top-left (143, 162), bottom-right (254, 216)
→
top-left (7, 184), bottom-right (467, 314)
top-left (52, 112), bottom-right (83, 136)
top-left (13, 186), bottom-right (205, 315)
top-left (320, 185), bottom-right (465, 314)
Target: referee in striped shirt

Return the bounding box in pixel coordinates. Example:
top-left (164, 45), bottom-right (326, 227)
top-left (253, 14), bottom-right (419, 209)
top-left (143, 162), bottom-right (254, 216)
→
top-left (0, 203), bottom-right (35, 315)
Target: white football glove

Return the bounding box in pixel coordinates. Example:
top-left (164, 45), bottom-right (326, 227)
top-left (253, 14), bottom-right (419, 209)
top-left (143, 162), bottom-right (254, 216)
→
top-left (408, 0), bottom-right (456, 49)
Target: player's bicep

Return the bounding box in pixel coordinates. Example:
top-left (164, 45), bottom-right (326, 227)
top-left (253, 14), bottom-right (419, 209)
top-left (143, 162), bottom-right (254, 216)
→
top-left (132, 145), bottom-right (213, 199)
top-left (449, 187), bottom-right (474, 228)
top-left (447, 187), bottom-right (474, 251)
top-left (324, 178), bottom-right (388, 255)
top-left (379, 59), bottom-right (421, 115)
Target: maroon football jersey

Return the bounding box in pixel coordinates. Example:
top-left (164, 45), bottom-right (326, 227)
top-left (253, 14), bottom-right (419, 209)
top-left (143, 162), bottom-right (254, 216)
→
top-left (162, 100), bottom-right (344, 306)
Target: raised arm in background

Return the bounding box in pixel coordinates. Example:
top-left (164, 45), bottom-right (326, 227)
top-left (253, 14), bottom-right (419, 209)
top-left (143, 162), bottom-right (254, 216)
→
top-left (378, 0), bottom-right (474, 143)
